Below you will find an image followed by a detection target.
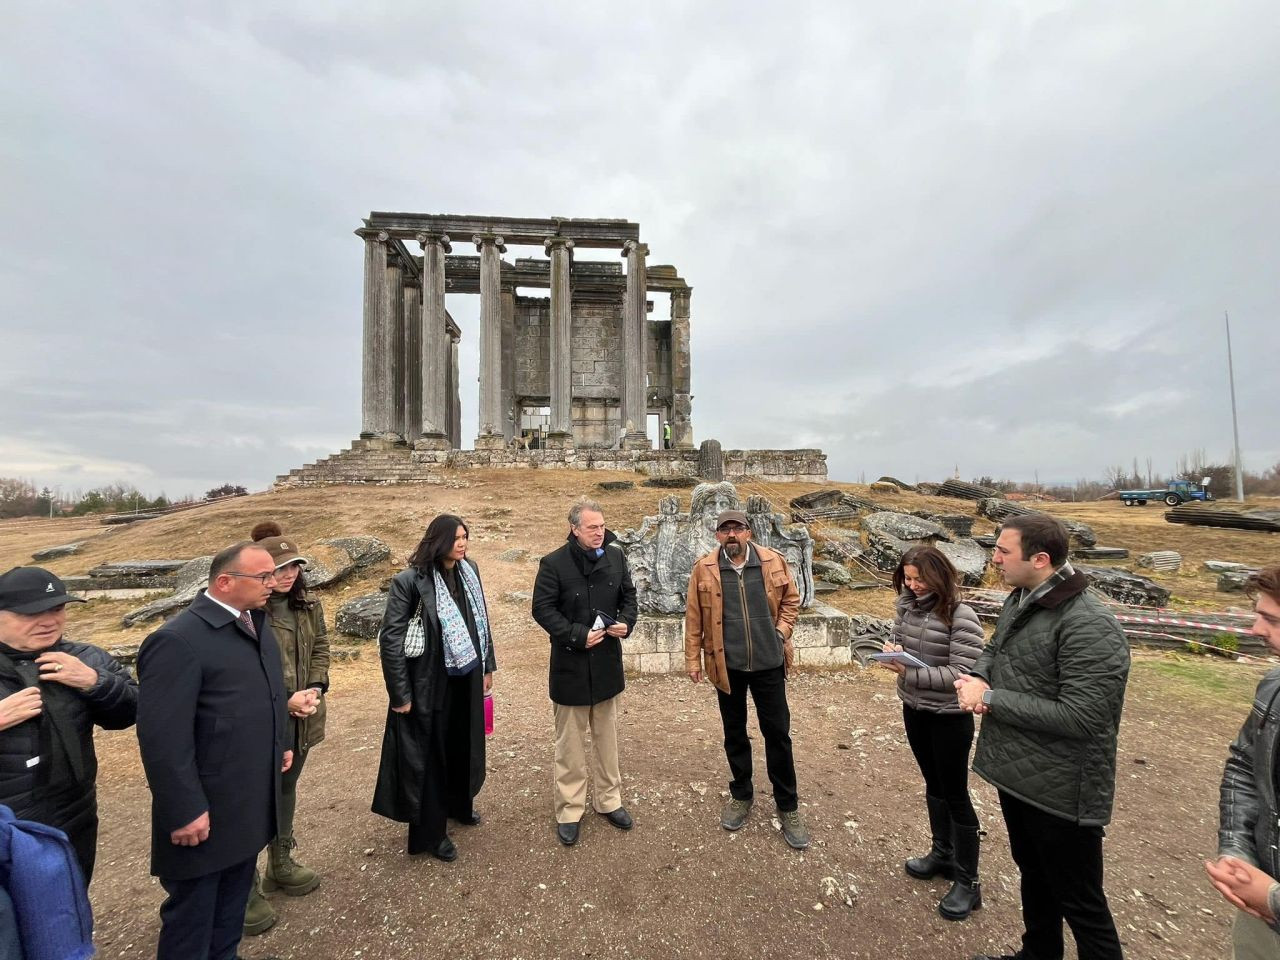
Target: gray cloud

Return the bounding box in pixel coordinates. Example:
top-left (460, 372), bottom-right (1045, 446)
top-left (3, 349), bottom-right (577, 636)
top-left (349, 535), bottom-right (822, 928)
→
top-left (1, 1), bottom-right (1276, 498)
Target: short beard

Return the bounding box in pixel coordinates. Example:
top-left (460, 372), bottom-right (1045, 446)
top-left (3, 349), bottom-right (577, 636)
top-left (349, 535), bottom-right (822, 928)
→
top-left (723, 541), bottom-right (744, 559)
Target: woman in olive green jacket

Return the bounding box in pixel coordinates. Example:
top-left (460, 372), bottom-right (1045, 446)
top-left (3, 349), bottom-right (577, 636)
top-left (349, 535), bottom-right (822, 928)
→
top-left (243, 522), bottom-right (330, 937)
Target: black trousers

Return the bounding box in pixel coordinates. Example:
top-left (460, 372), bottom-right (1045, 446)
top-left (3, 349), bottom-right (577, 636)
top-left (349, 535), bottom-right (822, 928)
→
top-left (999, 791), bottom-right (1123, 960)
top-left (407, 674), bottom-right (475, 853)
top-left (901, 706), bottom-right (978, 827)
top-left (157, 856), bottom-right (255, 960)
top-left (715, 666), bottom-right (798, 812)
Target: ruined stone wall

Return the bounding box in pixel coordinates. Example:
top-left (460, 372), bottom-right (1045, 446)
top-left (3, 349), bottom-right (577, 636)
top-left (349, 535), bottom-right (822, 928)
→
top-left (646, 319), bottom-right (672, 400)
top-left (277, 441), bottom-right (828, 486)
top-left (513, 296), bottom-right (550, 400)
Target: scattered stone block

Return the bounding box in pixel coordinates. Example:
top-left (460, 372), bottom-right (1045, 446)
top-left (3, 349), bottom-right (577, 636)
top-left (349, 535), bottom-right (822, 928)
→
top-left (121, 556), bottom-right (214, 627)
top-left (977, 498), bottom-right (1097, 547)
top-left (1076, 564), bottom-right (1171, 607)
top-left (812, 560), bottom-right (853, 585)
top-left (335, 593), bottom-right (388, 640)
top-left (496, 548), bottom-right (529, 562)
top-left (89, 560), bottom-right (188, 577)
top-left (698, 439), bottom-right (724, 482)
top-left (32, 542), bottom-right (86, 561)
top-left (875, 476), bottom-right (916, 491)
top-left (1218, 572), bottom-right (1251, 593)
top-left (1136, 551), bottom-right (1182, 573)
top-left (937, 540), bottom-right (990, 585)
top-left (1204, 560), bottom-right (1259, 574)
top-left (597, 480), bottom-right (635, 491)
top-left (818, 530), bottom-right (863, 562)
top-left (641, 476), bottom-right (699, 488)
top-left (1072, 546), bottom-right (1130, 560)
top-left (303, 537), bottom-right (391, 589)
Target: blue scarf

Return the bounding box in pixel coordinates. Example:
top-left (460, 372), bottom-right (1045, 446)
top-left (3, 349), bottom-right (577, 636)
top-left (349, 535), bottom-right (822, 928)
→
top-left (432, 562), bottom-right (491, 676)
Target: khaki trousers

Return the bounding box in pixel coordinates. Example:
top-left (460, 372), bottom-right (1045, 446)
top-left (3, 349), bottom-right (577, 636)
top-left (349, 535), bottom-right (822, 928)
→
top-left (1234, 910), bottom-right (1280, 959)
top-left (553, 696), bottom-right (622, 823)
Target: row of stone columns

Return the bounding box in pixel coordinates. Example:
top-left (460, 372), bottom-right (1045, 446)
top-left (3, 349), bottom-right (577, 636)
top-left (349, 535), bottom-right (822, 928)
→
top-left (362, 228), bottom-right (659, 451)
top-left (361, 231), bottom-right (458, 447)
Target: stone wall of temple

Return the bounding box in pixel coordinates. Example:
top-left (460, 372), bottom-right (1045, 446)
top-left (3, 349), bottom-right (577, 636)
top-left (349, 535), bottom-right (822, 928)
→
top-left (275, 443), bottom-right (828, 486)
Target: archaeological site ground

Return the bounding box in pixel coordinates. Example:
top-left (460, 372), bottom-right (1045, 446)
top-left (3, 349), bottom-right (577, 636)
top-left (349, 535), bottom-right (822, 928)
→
top-left (4, 469), bottom-right (1277, 960)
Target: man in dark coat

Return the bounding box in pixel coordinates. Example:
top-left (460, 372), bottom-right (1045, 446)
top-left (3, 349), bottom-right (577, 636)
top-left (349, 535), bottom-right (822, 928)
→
top-left (957, 514), bottom-right (1129, 960)
top-left (532, 497), bottom-right (638, 846)
top-left (137, 542), bottom-right (290, 960)
top-left (0, 566), bottom-right (137, 884)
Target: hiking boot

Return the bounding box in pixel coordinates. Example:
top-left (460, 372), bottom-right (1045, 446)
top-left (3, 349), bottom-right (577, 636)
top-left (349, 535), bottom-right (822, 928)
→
top-left (939, 823), bottom-right (982, 921)
top-left (905, 795), bottom-right (955, 880)
top-left (779, 809), bottom-right (810, 849)
top-left (242, 869), bottom-right (276, 936)
top-left (720, 797), bottom-right (753, 831)
top-left (262, 835), bottom-right (320, 896)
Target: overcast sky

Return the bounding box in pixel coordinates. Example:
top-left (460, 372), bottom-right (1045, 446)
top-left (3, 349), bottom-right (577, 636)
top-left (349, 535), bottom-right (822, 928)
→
top-left (2, 1), bottom-right (1277, 498)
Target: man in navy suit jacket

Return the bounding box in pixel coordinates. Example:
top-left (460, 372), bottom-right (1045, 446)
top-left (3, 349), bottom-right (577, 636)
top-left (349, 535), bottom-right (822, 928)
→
top-left (137, 542), bottom-right (290, 960)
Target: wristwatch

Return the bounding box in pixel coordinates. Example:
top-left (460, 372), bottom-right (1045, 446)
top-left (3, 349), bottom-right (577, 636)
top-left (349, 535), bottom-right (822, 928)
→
top-left (981, 689), bottom-right (994, 708)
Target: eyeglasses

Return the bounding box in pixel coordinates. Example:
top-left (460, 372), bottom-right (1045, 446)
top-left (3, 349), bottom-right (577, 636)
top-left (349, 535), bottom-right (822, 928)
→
top-left (224, 571), bottom-right (279, 585)
top-left (717, 523), bottom-right (748, 533)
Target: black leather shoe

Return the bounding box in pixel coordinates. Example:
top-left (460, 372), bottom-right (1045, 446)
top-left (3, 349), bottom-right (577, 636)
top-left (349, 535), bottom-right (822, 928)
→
top-left (602, 806), bottom-right (633, 830)
top-left (428, 837), bottom-right (457, 862)
top-left (557, 821), bottom-right (580, 846)
top-left (453, 811), bottom-right (482, 826)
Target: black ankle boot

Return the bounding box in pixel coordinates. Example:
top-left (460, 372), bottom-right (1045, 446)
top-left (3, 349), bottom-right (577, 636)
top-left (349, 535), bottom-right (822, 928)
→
top-left (905, 795), bottom-right (954, 880)
top-left (939, 822), bottom-right (982, 921)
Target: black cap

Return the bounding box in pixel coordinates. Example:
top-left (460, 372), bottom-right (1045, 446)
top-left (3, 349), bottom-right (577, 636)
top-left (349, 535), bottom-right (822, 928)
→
top-left (0, 566), bottom-right (87, 614)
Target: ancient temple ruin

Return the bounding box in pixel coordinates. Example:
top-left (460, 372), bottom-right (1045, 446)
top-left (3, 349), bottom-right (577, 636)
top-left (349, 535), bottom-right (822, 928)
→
top-left (355, 212), bottom-right (692, 451)
top-left (277, 211), bottom-right (828, 485)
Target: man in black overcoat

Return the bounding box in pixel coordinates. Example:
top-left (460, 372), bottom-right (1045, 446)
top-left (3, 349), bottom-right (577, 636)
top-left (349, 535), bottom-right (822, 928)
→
top-left (532, 497), bottom-right (638, 846)
top-left (137, 542), bottom-right (289, 960)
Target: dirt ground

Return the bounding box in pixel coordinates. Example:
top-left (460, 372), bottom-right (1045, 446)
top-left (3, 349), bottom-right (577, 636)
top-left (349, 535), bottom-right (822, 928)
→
top-left (4, 474), bottom-right (1278, 959)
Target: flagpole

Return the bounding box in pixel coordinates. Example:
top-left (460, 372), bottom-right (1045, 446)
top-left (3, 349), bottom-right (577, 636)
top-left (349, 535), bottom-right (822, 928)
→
top-left (1225, 311), bottom-right (1245, 502)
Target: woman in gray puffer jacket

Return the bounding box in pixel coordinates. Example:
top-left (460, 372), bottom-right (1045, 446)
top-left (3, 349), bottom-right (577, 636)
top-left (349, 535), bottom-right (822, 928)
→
top-left (881, 546), bottom-right (985, 921)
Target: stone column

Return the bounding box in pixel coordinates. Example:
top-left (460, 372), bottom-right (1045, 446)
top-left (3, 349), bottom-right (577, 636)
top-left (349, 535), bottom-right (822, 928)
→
top-left (402, 280), bottom-right (422, 444)
top-left (473, 234), bottom-right (507, 449)
top-left (360, 232), bottom-right (394, 440)
top-left (449, 332), bottom-right (462, 449)
top-left (620, 240), bottom-right (650, 449)
top-left (500, 282), bottom-right (516, 442)
top-left (386, 260), bottom-right (405, 441)
top-left (544, 236), bottom-right (575, 447)
top-left (670, 286), bottom-right (694, 448)
top-left (415, 232), bottom-right (451, 449)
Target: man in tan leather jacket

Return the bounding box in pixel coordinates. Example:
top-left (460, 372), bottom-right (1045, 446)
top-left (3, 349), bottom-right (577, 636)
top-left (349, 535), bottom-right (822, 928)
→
top-left (684, 509), bottom-right (806, 848)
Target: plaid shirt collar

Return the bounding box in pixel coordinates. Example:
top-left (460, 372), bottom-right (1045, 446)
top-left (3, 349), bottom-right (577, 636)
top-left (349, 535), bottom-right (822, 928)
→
top-left (1017, 561), bottom-right (1075, 610)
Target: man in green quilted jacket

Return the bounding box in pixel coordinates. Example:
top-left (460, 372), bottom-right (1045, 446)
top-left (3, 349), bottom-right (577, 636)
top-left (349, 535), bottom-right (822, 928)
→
top-left (956, 513), bottom-right (1130, 960)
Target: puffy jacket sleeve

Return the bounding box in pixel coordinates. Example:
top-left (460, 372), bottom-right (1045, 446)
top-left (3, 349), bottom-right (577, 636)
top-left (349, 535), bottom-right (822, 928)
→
top-left (79, 647), bottom-right (138, 730)
top-left (1218, 688), bottom-right (1268, 863)
top-left (306, 601), bottom-right (330, 693)
top-left (532, 556), bottom-right (587, 649)
top-left (987, 611), bottom-right (1129, 740)
top-left (377, 572), bottom-right (417, 708)
top-left (912, 604), bottom-right (985, 692)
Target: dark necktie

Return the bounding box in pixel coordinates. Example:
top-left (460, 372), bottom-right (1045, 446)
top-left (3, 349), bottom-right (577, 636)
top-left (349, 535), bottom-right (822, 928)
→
top-left (239, 611), bottom-right (257, 638)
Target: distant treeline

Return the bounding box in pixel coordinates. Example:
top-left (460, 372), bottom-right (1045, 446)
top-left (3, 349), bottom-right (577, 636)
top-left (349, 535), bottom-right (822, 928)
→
top-left (0, 479), bottom-right (248, 519)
